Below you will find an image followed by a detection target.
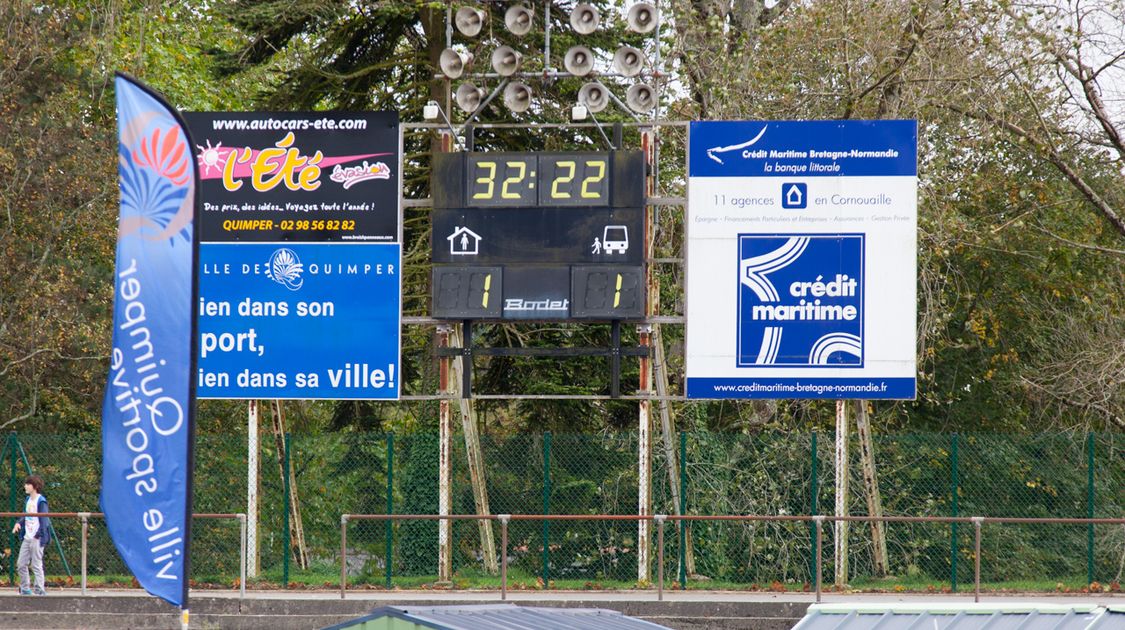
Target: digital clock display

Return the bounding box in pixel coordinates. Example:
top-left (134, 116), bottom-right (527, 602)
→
top-left (434, 151), bottom-right (640, 208)
top-left (466, 155), bottom-right (538, 207)
top-left (538, 154), bottom-right (609, 206)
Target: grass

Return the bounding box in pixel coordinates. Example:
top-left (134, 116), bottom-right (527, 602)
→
top-left (5, 571), bottom-right (1119, 594)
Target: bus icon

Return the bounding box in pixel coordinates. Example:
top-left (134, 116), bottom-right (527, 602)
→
top-left (602, 225), bottom-right (629, 254)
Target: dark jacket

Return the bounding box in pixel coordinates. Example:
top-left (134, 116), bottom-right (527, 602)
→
top-left (16, 495), bottom-right (51, 547)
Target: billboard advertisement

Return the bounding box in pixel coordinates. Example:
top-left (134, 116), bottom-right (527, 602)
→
top-left (185, 112), bottom-right (401, 399)
top-left (685, 120), bottom-right (917, 399)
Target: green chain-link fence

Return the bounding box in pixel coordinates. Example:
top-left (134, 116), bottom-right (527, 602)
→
top-left (1, 431), bottom-right (1121, 590)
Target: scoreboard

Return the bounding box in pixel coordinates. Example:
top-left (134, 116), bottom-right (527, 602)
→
top-left (431, 150), bottom-right (646, 320)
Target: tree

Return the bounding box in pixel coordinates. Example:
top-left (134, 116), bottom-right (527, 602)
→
top-left (0, 1), bottom-right (277, 432)
top-left (0, 2), bottom-right (117, 429)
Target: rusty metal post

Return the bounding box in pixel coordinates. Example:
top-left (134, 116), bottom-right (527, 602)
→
top-left (79, 512), bottom-right (89, 596)
top-left (247, 400), bottom-right (259, 578)
top-left (499, 514), bottom-right (510, 601)
top-left (637, 324), bottom-right (653, 584)
top-left (340, 515), bottom-right (348, 599)
top-left (239, 513), bottom-right (247, 602)
top-left (437, 325), bottom-right (454, 584)
top-left (834, 400), bottom-right (850, 587)
top-left (655, 515), bottom-right (665, 601)
top-left (814, 516), bottom-right (824, 603)
top-left (637, 125), bottom-right (657, 585)
top-left (973, 517), bottom-right (982, 602)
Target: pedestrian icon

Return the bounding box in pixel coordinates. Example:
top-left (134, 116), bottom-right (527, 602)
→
top-left (592, 237), bottom-right (602, 254)
top-left (447, 226), bottom-right (482, 255)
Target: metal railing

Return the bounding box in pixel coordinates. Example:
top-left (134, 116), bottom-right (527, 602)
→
top-left (1, 512), bottom-right (247, 599)
top-left (339, 513), bottom-right (1125, 602)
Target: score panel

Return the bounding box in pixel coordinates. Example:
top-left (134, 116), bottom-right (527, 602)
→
top-left (431, 265), bottom-right (645, 320)
top-left (571, 266), bottom-right (645, 319)
top-left (432, 266), bottom-right (502, 319)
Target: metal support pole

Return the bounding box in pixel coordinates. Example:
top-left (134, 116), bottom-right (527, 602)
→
top-left (8, 433), bottom-right (16, 585)
top-left (386, 432), bottom-right (394, 589)
top-left (679, 431), bottom-right (687, 590)
top-left (438, 326), bottom-right (453, 584)
top-left (542, 432), bottom-right (551, 587)
top-left (610, 320), bottom-right (621, 398)
top-left (239, 513), bottom-right (247, 602)
top-left (542, 0), bottom-right (551, 67)
top-left (973, 517), bottom-right (982, 602)
top-left (951, 433), bottom-right (959, 591)
top-left (1087, 432), bottom-right (1095, 585)
top-left (809, 431), bottom-right (818, 582)
top-left (247, 401), bottom-right (259, 578)
top-left (814, 516), bottom-right (825, 603)
top-left (461, 320), bottom-right (472, 398)
top-left (0, 436), bottom-right (8, 588)
top-left (340, 515), bottom-right (348, 599)
top-left (655, 515), bottom-right (665, 601)
top-left (637, 325), bottom-right (653, 583)
top-left (834, 401), bottom-right (849, 587)
top-left (499, 514), bottom-right (510, 601)
top-left (79, 512), bottom-right (89, 596)
top-left (282, 432), bottom-right (291, 587)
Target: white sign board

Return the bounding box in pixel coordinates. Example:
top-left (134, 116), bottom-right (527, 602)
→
top-left (685, 121), bottom-right (917, 399)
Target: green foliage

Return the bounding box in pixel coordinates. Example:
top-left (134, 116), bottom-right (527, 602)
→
top-left (2, 430), bottom-right (1120, 587)
top-left (398, 432), bottom-right (438, 574)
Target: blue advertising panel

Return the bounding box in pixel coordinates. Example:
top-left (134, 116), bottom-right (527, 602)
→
top-left (686, 120), bottom-right (917, 399)
top-left (186, 111), bottom-right (402, 400)
top-left (196, 243), bottom-right (400, 399)
top-left (689, 120), bottom-right (917, 178)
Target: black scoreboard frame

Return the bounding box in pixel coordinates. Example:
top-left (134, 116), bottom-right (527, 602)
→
top-left (431, 149), bottom-right (648, 323)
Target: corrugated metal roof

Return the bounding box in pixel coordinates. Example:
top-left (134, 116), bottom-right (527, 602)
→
top-left (322, 604), bottom-right (674, 630)
top-left (792, 603), bottom-right (1123, 630)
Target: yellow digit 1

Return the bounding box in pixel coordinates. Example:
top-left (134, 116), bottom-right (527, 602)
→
top-left (482, 274), bottom-right (491, 308)
top-left (472, 161), bottom-right (496, 199)
top-left (580, 160), bottom-right (606, 198)
top-left (613, 273), bottom-right (623, 308)
top-left (551, 160), bottom-right (576, 198)
top-left (501, 161), bottom-right (526, 199)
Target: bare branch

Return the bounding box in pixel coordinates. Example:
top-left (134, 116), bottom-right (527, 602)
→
top-left (946, 104), bottom-right (1125, 237)
top-left (1029, 224), bottom-right (1125, 256)
top-left (0, 348), bottom-right (57, 378)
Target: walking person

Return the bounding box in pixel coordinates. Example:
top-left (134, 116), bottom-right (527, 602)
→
top-left (12, 475), bottom-right (51, 595)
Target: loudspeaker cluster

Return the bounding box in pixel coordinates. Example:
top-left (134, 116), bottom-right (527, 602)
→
top-left (438, 3), bottom-right (660, 116)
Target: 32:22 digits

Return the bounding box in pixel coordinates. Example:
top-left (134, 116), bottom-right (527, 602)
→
top-left (279, 219), bottom-right (356, 231)
top-left (466, 154), bottom-right (609, 206)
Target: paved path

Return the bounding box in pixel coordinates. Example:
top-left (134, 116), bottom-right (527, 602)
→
top-left (0, 588), bottom-right (1119, 629)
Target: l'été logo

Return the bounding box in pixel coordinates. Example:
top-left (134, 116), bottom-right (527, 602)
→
top-left (194, 132), bottom-right (392, 192)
